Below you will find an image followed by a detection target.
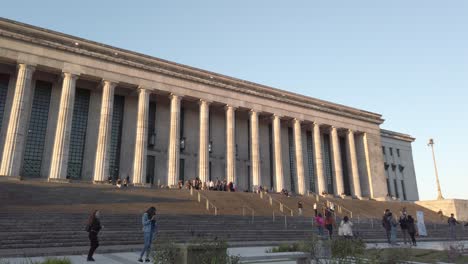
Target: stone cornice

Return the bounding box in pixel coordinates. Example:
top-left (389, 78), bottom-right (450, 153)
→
top-left (0, 17), bottom-right (384, 124)
top-left (381, 129), bottom-right (415, 142)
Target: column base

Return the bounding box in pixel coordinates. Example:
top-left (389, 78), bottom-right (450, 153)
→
top-left (0, 175), bottom-right (22, 181)
top-left (342, 195), bottom-right (353, 200)
top-left (48, 178), bottom-right (71, 183)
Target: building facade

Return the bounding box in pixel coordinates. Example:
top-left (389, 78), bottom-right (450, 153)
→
top-left (381, 130), bottom-right (418, 201)
top-left (0, 18), bottom-right (417, 200)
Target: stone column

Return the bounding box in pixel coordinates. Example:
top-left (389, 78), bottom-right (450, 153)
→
top-left (48, 72), bottom-right (78, 181)
top-left (167, 94), bottom-right (181, 187)
top-left (93, 80), bottom-right (116, 183)
top-left (331, 126), bottom-right (345, 196)
top-left (198, 99), bottom-right (210, 183)
top-left (293, 119), bottom-right (306, 195)
top-left (272, 114), bottom-right (284, 192)
top-left (347, 129), bottom-right (362, 198)
top-left (249, 110), bottom-right (261, 188)
top-left (0, 64), bottom-right (35, 177)
top-left (312, 122), bottom-right (326, 195)
top-left (132, 88), bottom-right (150, 185)
top-left (225, 105), bottom-right (236, 184)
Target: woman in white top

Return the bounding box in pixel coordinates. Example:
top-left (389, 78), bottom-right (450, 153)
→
top-left (339, 216), bottom-right (353, 238)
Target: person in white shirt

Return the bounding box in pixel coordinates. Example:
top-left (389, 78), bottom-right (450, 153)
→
top-left (338, 216), bottom-right (353, 238)
top-left (209, 180), bottom-right (214, 190)
top-left (313, 203), bottom-right (318, 216)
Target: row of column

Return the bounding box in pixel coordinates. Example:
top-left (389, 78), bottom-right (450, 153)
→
top-left (0, 64), bottom-right (364, 198)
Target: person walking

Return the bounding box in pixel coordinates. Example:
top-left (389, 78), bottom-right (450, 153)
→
top-left (448, 213), bottom-right (459, 241)
top-left (315, 213), bottom-right (325, 237)
top-left (407, 215), bottom-right (417, 246)
top-left (338, 216), bottom-right (353, 239)
top-left (86, 210), bottom-right (102, 261)
top-left (138, 207), bottom-right (158, 262)
top-left (298, 201), bottom-right (303, 216)
top-left (382, 209), bottom-right (391, 244)
top-left (389, 212), bottom-right (399, 245)
top-left (324, 212), bottom-right (336, 239)
top-left (399, 210), bottom-right (409, 244)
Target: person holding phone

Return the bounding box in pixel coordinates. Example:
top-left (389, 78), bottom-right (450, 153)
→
top-left (138, 207), bottom-right (157, 262)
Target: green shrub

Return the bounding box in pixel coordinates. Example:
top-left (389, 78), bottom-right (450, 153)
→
top-left (152, 238), bottom-right (240, 264)
top-left (40, 258), bottom-right (72, 264)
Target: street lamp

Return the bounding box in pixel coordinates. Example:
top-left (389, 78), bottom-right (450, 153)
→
top-left (427, 138), bottom-right (444, 200)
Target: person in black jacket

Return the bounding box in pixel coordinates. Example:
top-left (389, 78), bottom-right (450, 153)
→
top-left (86, 210), bottom-right (102, 261)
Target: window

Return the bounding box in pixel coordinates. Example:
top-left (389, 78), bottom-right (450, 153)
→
top-left (322, 134), bottom-right (334, 194)
top-left (22, 81), bottom-right (52, 177)
top-left (397, 149), bottom-right (400, 157)
top-left (108, 95), bottom-right (125, 180)
top-left (288, 127), bottom-right (296, 193)
top-left (306, 131), bottom-right (315, 192)
top-left (389, 147), bottom-right (393, 156)
top-left (382, 146), bottom-right (386, 155)
top-left (401, 180), bottom-right (407, 200)
top-left (67, 88), bottom-right (90, 179)
top-left (393, 179), bottom-right (399, 198)
top-left (0, 74), bottom-right (9, 132)
top-left (386, 178), bottom-right (391, 196)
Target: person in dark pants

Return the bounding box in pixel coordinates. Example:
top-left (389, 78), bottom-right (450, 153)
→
top-left (138, 207), bottom-right (157, 262)
top-left (86, 210), bottom-right (102, 261)
top-left (382, 209), bottom-right (391, 244)
top-left (399, 210), bottom-right (409, 244)
top-left (407, 215), bottom-right (417, 246)
top-left (324, 211), bottom-right (336, 239)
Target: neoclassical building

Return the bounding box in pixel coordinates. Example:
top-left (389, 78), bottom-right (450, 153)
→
top-left (0, 18), bottom-right (418, 200)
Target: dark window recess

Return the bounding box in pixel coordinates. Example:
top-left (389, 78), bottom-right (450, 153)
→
top-left (146, 155), bottom-right (155, 184)
top-left (339, 137), bottom-right (351, 196)
top-left (22, 81), bottom-right (52, 177)
top-left (108, 95), bottom-right (125, 180)
top-left (390, 147), bottom-right (393, 156)
top-left (401, 180), bottom-right (407, 200)
top-left (67, 88), bottom-right (90, 179)
top-left (209, 161), bottom-right (212, 181)
top-left (306, 131), bottom-right (316, 192)
top-left (0, 74), bottom-right (9, 132)
top-left (394, 179), bottom-right (399, 198)
top-left (180, 106), bottom-right (185, 139)
top-left (397, 149), bottom-right (400, 157)
top-left (247, 165), bottom-right (251, 191)
top-left (288, 127), bottom-right (296, 193)
top-left (382, 146), bottom-right (386, 155)
top-left (247, 117), bottom-right (251, 160)
top-left (386, 178), bottom-right (392, 196)
top-left (322, 134), bottom-right (334, 194)
top-left (179, 158), bottom-right (185, 182)
top-left (268, 124), bottom-right (274, 190)
top-left (147, 102), bottom-right (156, 146)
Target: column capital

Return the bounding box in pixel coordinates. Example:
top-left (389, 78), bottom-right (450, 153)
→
top-left (249, 109), bottom-right (259, 116)
top-left (101, 79), bottom-right (117, 89)
top-left (198, 99), bottom-right (212, 106)
top-left (61, 72), bottom-right (79, 81)
top-left (312, 121), bottom-right (321, 127)
top-left (169, 93), bottom-right (183, 101)
top-left (137, 86), bottom-right (151, 94)
top-left (271, 114), bottom-right (282, 120)
top-left (347, 129), bottom-right (355, 135)
top-left (293, 118), bottom-right (302, 123)
top-left (17, 63), bottom-right (36, 73)
top-left (224, 104), bottom-right (237, 111)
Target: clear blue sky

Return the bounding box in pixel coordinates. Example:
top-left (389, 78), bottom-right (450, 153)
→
top-left (2, 1), bottom-right (467, 200)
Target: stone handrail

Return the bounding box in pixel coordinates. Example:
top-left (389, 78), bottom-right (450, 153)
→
top-left (259, 191), bottom-right (294, 216)
top-left (242, 205), bottom-right (255, 223)
top-left (189, 187), bottom-right (218, 216)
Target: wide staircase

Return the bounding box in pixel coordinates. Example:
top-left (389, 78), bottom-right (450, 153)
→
top-left (1, 180), bottom-right (467, 257)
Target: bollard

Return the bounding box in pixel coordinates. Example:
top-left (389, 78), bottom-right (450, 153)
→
top-left (206, 200), bottom-right (209, 210)
top-left (273, 211), bottom-right (275, 222)
top-left (242, 207), bottom-right (245, 216)
top-left (269, 196), bottom-right (273, 206)
top-left (251, 211), bottom-right (255, 224)
top-left (357, 216), bottom-right (360, 224)
top-left (371, 218), bottom-right (374, 229)
top-left (284, 215), bottom-right (288, 230)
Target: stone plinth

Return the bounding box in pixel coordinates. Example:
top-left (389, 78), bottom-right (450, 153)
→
top-left (416, 199), bottom-right (468, 221)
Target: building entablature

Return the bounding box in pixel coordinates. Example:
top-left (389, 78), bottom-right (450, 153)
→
top-left (0, 18), bottom-right (383, 127)
top-left (380, 129), bottom-right (415, 143)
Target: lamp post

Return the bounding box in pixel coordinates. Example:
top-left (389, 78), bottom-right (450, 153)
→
top-left (427, 138), bottom-right (444, 200)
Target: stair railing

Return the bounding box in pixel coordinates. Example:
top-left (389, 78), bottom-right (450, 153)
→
top-left (306, 191), bottom-right (354, 219)
top-left (189, 187), bottom-right (218, 216)
top-left (242, 205), bottom-right (255, 223)
top-left (258, 191), bottom-right (294, 216)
